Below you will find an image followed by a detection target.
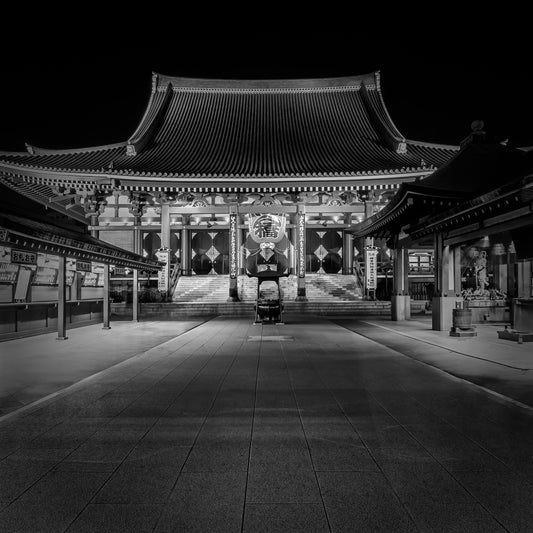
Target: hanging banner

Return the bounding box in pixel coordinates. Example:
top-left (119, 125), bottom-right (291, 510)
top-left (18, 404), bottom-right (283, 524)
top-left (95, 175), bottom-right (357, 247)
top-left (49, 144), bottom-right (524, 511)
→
top-left (229, 213), bottom-right (238, 279)
top-left (155, 248), bottom-right (171, 292)
top-left (297, 212), bottom-right (306, 278)
top-left (365, 245), bottom-right (378, 290)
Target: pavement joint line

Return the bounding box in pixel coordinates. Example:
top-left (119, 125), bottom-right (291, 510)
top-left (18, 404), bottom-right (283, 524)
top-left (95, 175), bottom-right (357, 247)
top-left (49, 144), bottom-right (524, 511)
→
top-left (354, 321), bottom-right (533, 415)
top-left (0, 320), bottom-right (211, 426)
top-left (361, 320), bottom-right (530, 372)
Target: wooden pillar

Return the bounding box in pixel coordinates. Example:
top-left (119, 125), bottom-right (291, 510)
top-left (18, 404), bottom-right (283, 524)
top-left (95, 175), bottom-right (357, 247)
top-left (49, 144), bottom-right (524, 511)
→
top-left (432, 233), bottom-right (462, 331)
top-left (132, 269), bottom-right (139, 322)
top-left (240, 225), bottom-right (247, 275)
top-left (90, 214), bottom-right (99, 239)
top-left (507, 248), bottom-right (517, 299)
top-left (343, 231), bottom-right (353, 274)
top-left (181, 216), bottom-right (190, 276)
top-left (228, 209), bottom-right (239, 301)
top-left (454, 245), bottom-right (462, 296)
top-left (391, 242), bottom-right (411, 320)
top-left (160, 202), bottom-right (170, 250)
top-left (133, 215), bottom-right (142, 256)
top-left (296, 208), bottom-right (307, 300)
top-left (363, 198), bottom-right (374, 249)
top-left (57, 255), bottom-right (68, 340)
top-left (102, 263), bottom-right (111, 329)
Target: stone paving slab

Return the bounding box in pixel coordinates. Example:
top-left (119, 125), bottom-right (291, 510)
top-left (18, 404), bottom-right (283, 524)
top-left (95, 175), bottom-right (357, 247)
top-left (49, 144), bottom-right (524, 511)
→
top-left (0, 319), bottom-right (207, 416)
top-left (333, 316), bottom-right (533, 410)
top-left (1, 315), bottom-right (533, 531)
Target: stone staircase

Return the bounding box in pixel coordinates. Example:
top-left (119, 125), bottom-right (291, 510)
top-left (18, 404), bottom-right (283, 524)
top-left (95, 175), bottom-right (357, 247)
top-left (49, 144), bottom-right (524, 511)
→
top-left (173, 275), bottom-right (230, 303)
top-left (172, 274), bottom-right (363, 304)
top-left (122, 273), bottom-right (384, 319)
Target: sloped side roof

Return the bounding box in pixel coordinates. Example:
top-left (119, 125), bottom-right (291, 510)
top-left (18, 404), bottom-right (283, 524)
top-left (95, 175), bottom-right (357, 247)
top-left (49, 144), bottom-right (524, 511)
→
top-left (0, 208), bottom-right (161, 270)
top-left (353, 141), bottom-right (533, 239)
top-left (0, 72), bottom-right (457, 181)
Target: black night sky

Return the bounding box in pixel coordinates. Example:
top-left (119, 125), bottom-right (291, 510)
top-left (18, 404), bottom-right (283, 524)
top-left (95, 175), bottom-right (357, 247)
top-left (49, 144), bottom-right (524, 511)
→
top-left (1, 22), bottom-right (532, 154)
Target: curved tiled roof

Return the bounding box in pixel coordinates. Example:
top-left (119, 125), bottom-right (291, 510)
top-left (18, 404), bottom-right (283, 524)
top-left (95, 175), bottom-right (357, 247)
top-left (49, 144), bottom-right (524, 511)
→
top-left (0, 71), bottom-right (458, 182)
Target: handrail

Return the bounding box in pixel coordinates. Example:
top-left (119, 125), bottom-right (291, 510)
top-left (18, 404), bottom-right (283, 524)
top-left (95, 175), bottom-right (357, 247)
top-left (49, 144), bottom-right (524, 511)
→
top-left (168, 263), bottom-right (182, 297)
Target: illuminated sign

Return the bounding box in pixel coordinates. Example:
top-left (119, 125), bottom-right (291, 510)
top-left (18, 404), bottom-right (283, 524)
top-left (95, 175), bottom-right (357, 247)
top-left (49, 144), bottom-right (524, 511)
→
top-left (12, 249), bottom-right (37, 265)
top-left (0, 229), bottom-right (8, 242)
top-left (297, 213), bottom-right (306, 278)
top-left (155, 248), bottom-right (171, 292)
top-left (365, 246), bottom-right (378, 290)
top-left (229, 213), bottom-right (238, 279)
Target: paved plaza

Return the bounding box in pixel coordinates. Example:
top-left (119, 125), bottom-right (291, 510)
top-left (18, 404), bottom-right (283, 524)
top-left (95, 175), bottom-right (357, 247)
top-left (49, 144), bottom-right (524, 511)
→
top-left (1, 315), bottom-right (533, 532)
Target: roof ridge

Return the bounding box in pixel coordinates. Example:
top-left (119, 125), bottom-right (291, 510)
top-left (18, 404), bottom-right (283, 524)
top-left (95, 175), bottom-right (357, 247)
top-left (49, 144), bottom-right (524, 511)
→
top-left (22, 142), bottom-right (127, 156)
top-left (153, 71), bottom-right (379, 91)
top-left (406, 139), bottom-right (460, 151)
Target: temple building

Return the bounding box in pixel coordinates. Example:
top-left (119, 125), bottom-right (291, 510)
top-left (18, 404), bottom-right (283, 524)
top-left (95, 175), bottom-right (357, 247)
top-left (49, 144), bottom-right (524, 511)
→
top-left (354, 123), bottom-right (533, 334)
top-left (0, 71), bottom-right (460, 321)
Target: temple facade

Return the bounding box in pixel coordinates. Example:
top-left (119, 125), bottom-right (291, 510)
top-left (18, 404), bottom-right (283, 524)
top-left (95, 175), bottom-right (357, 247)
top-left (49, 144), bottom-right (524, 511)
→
top-left (0, 71), bottom-right (459, 305)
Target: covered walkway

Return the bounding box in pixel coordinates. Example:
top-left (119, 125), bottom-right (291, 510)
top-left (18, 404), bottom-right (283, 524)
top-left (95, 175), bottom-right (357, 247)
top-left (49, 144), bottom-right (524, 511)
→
top-left (1, 315), bottom-right (533, 531)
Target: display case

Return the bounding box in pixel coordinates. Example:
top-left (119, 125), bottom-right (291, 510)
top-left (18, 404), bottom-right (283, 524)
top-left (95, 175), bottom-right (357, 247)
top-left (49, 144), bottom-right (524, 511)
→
top-left (81, 269), bottom-right (104, 299)
top-left (0, 263), bottom-right (19, 302)
top-left (32, 266), bottom-right (58, 285)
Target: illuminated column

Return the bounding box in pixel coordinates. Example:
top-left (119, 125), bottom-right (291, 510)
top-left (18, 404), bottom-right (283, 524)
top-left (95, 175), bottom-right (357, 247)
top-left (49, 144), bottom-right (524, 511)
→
top-left (228, 208), bottom-right (239, 301)
top-left (432, 232), bottom-right (462, 331)
top-left (363, 192), bottom-right (375, 249)
top-left (236, 215), bottom-right (243, 275)
top-left (181, 215), bottom-right (190, 276)
top-left (128, 194), bottom-right (146, 322)
top-left (160, 201), bottom-right (170, 250)
top-left (102, 263), bottom-right (111, 329)
top-left (391, 241), bottom-right (410, 320)
top-left (132, 269), bottom-right (139, 322)
top-left (83, 193), bottom-right (107, 239)
top-left (128, 195), bottom-right (146, 255)
top-left (57, 255), bottom-right (68, 340)
top-left (296, 207), bottom-right (307, 300)
top-left (343, 231), bottom-right (353, 274)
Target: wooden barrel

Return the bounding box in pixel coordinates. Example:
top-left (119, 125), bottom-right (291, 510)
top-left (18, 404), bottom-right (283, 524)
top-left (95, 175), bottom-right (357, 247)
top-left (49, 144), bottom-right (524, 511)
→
top-left (452, 308), bottom-right (472, 330)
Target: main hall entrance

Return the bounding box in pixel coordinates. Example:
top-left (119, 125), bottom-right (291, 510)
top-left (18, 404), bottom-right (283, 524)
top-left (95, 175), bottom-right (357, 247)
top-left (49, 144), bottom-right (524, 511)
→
top-left (306, 229), bottom-right (343, 274)
top-left (191, 230), bottom-right (230, 275)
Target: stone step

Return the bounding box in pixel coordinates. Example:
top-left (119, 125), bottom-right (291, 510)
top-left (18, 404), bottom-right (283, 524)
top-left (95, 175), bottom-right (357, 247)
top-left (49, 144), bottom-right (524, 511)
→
top-left (173, 274), bottom-right (363, 303)
top-left (114, 300), bottom-right (391, 319)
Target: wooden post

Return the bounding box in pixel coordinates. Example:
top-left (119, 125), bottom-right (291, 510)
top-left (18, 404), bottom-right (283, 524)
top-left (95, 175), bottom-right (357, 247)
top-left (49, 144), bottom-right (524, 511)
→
top-left (90, 214), bottom-right (99, 239)
top-left (391, 242), bottom-right (411, 320)
top-left (160, 201), bottom-right (170, 250)
top-left (181, 216), bottom-right (190, 276)
top-left (343, 231), bottom-right (353, 274)
top-left (103, 263), bottom-right (111, 329)
top-left (57, 255), bottom-right (68, 340)
top-left (133, 269), bottom-right (139, 322)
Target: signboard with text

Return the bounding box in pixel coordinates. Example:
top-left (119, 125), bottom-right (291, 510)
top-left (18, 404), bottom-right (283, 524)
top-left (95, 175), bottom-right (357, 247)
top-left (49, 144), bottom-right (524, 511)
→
top-left (365, 246), bottom-right (378, 291)
top-left (155, 248), bottom-right (171, 292)
top-left (12, 249), bottom-right (37, 265)
top-left (229, 213), bottom-right (238, 279)
top-left (297, 213), bottom-right (306, 278)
